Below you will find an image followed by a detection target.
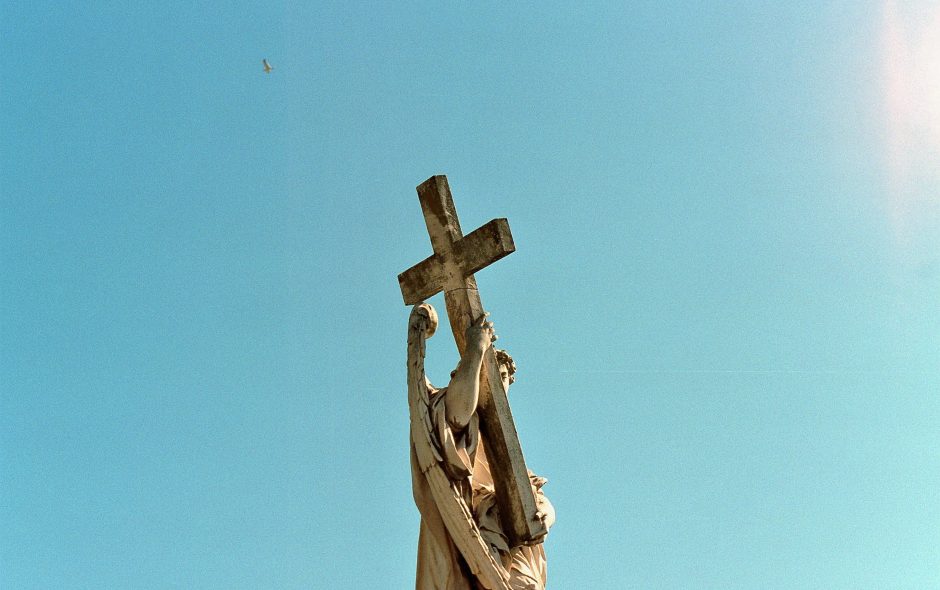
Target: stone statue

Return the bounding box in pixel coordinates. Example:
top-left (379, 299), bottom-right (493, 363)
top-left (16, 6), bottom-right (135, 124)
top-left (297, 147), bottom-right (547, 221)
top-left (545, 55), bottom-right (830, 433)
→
top-left (408, 303), bottom-right (555, 590)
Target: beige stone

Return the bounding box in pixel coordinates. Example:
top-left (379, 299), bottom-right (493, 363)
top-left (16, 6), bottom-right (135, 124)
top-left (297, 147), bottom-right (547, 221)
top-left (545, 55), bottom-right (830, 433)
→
top-left (407, 304), bottom-right (553, 589)
top-left (400, 176), bottom-right (554, 589)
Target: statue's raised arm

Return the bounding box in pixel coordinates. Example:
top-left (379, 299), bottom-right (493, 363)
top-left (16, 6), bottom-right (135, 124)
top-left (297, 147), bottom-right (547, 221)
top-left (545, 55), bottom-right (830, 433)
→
top-left (444, 312), bottom-right (496, 431)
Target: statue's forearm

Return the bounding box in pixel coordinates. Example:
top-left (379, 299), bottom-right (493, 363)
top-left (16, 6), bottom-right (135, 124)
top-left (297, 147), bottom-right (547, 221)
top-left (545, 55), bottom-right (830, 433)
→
top-left (445, 349), bottom-right (484, 430)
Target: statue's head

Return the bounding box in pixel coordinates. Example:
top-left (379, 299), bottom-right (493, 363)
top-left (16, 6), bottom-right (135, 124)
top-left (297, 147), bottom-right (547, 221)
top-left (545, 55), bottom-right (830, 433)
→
top-left (495, 348), bottom-right (516, 391)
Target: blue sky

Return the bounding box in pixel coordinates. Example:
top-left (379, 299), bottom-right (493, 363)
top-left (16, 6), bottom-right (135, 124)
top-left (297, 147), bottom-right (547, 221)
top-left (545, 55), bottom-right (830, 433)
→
top-left (2, 2), bottom-right (938, 588)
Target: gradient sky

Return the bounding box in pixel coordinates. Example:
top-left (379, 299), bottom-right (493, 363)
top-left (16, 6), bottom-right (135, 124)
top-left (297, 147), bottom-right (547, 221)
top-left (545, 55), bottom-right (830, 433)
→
top-left (2, 2), bottom-right (938, 589)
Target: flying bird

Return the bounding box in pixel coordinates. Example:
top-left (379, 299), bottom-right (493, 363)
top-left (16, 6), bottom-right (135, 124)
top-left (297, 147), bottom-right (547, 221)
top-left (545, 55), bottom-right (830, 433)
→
top-left (262, 58), bottom-right (274, 73)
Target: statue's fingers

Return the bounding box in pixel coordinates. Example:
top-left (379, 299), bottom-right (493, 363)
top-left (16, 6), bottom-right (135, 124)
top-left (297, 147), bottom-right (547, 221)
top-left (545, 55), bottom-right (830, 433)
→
top-left (473, 312), bottom-right (490, 327)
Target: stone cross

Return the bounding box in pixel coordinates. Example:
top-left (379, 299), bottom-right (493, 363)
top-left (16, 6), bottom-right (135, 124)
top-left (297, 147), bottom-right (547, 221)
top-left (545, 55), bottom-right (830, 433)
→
top-left (399, 175), bottom-right (547, 546)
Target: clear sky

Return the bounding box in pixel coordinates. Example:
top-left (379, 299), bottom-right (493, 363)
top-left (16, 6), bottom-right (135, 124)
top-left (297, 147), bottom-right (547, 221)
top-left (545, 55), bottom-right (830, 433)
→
top-left (2, 2), bottom-right (938, 588)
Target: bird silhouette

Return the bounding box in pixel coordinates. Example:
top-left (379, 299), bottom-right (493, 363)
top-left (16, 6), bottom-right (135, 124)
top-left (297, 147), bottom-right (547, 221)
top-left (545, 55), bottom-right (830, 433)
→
top-left (262, 58), bottom-right (274, 73)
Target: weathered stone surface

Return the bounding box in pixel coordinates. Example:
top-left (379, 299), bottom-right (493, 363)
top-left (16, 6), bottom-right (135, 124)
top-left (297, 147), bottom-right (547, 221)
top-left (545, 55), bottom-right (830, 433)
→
top-left (399, 175), bottom-right (546, 547)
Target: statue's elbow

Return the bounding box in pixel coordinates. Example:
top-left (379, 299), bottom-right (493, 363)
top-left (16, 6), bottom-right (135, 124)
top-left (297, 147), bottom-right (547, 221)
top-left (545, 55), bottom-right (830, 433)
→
top-left (444, 393), bottom-right (476, 431)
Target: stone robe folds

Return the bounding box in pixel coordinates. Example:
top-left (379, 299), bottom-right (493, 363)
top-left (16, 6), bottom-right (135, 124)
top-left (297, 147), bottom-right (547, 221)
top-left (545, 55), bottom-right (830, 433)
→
top-left (407, 304), bottom-right (551, 590)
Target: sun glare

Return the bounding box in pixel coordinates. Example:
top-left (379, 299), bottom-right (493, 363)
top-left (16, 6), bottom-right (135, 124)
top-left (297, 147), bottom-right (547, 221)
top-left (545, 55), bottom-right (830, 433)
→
top-left (880, 0), bottom-right (940, 241)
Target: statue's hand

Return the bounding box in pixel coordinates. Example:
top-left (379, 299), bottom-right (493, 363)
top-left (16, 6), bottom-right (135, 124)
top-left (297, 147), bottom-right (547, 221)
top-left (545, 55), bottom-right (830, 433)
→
top-left (535, 491), bottom-right (556, 532)
top-left (465, 312), bottom-right (496, 355)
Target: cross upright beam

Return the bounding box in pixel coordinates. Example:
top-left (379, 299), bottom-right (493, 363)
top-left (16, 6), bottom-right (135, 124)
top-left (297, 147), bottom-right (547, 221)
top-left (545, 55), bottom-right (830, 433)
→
top-left (398, 175), bottom-right (547, 546)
